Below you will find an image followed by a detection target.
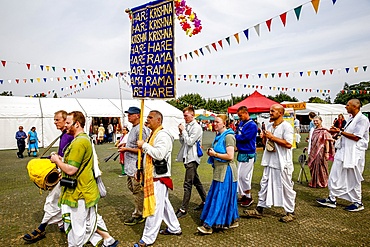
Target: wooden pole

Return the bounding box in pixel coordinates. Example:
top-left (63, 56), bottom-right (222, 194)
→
top-left (137, 99), bottom-right (145, 171)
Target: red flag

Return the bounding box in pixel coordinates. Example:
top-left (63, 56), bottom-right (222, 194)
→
top-left (1, 60), bottom-right (6, 67)
top-left (26, 63), bottom-right (31, 70)
top-left (266, 19), bottom-right (272, 32)
top-left (63, 68), bottom-right (66, 72)
top-left (280, 12), bottom-right (287, 27)
top-left (211, 43), bottom-right (217, 51)
top-left (218, 40), bottom-right (223, 49)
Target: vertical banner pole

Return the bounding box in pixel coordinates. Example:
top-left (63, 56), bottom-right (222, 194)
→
top-left (137, 99), bottom-right (145, 170)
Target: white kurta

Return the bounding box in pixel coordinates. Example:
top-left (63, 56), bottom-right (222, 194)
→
top-left (329, 112), bottom-right (369, 203)
top-left (257, 121), bottom-right (296, 213)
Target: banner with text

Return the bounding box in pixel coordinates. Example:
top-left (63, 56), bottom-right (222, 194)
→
top-left (130, 0), bottom-right (175, 99)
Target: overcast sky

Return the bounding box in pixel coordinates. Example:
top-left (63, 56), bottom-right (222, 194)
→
top-left (1, 0), bottom-right (370, 102)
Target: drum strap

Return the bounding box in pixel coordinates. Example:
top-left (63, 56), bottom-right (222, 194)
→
top-left (40, 133), bottom-right (63, 157)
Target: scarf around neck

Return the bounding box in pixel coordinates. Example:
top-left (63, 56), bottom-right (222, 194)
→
top-left (208, 128), bottom-right (234, 165)
top-left (143, 125), bottom-right (163, 218)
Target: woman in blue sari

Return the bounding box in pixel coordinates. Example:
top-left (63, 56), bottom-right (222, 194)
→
top-left (197, 114), bottom-right (239, 234)
top-left (27, 126), bottom-right (39, 157)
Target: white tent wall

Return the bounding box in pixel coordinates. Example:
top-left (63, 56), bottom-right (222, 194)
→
top-left (1, 96), bottom-right (183, 150)
top-left (361, 103), bottom-right (370, 112)
top-left (295, 103), bottom-right (348, 129)
top-left (40, 98), bottom-right (86, 147)
top-left (0, 97), bottom-right (43, 150)
top-left (109, 99), bottom-right (184, 139)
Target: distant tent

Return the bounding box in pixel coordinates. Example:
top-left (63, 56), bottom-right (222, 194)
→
top-left (228, 91), bottom-right (280, 113)
top-left (196, 114), bottom-right (214, 121)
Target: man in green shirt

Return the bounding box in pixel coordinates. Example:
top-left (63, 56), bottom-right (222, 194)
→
top-left (50, 111), bottom-right (118, 247)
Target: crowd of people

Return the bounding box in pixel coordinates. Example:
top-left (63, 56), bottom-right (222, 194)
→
top-left (20, 98), bottom-right (369, 246)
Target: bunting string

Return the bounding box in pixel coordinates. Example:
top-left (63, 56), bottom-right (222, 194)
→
top-left (175, 0), bottom-right (336, 62)
top-left (178, 65), bottom-right (368, 81)
top-left (0, 58), bottom-right (130, 97)
top-left (180, 77), bottom-right (332, 94)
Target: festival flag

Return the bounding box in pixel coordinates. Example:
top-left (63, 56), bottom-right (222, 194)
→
top-left (234, 33), bottom-right (240, 44)
top-left (254, 24), bottom-right (260, 36)
top-left (26, 63), bottom-right (31, 70)
top-left (280, 12), bottom-right (287, 26)
top-left (212, 42), bottom-right (218, 51)
top-left (1, 60), bottom-right (6, 67)
top-left (243, 29), bottom-right (249, 40)
top-left (225, 37), bottom-right (230, 46)
top-left (266, 19), bottom-right (272, 32)
top-left (205, 45), bottom-right (211, 53)
top-left (311, 0), bottom-right (320, 14)
top-left (199, 48), bottom-right (204, 56)
top-left (294, 6), bottom-right (302, 20)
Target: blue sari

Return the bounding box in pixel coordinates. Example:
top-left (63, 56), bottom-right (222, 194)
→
top-left (201, 129), bottom-right (239, 228)
top-left (28, 130), bottom-right (39, 156)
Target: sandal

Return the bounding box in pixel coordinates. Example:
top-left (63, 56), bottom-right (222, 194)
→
top-left (133, 239), bottom-right (147, 247)
top-left (23, 228), bottom-right (46, 243)
top-left (159, 228), bottom-right (182, 236)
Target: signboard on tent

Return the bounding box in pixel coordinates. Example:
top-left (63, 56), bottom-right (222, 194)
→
top-left (129, 0), bottom-right (176, 99)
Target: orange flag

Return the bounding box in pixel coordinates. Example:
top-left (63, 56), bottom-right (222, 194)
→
top-left (311, 0), bottom-right (320, 13)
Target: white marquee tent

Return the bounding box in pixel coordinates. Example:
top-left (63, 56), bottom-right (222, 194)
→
top-left (294, 103), bottom-right (348, 129)
top-left (0, 96), bottom-right (183, 150)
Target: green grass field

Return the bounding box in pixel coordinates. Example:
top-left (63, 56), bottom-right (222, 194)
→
top-left (1, 131), bottom-right (369, 246)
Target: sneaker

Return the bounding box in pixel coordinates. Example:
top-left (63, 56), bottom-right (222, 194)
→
top-left (118, 174), bottom-right (126, 178)
top-left (279, 212), bottom-right (296, 223)
top-left (176, 209), bottom-right (187, 219)
top-left (344, 202), bottom-right (364, 212)
top-left (193, 202), bottom-right (205, 211)
top-left (197, 226), bottom-right (213, 234)
top-left (124, 216), bottom-right (145, 226)
top-left (240, 197), bottom-right (254, 207)
top-left (244, 208), bottom-right (263, 219)
top-left (316, 197), bottom-right (336, 208)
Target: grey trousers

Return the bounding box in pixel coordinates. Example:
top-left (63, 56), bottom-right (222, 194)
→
top-left (180, 161), bottom-right (207, 211)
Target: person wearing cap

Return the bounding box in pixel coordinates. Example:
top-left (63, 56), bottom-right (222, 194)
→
top-left (119, 106), bottom-right (150, 225)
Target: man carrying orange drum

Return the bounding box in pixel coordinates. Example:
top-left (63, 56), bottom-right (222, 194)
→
top-left (23, 110), bottom-right (74, 243)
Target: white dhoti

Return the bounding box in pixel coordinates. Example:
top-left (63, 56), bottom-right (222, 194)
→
top-left (237, 160), bottom-right (254, 195)
top-left (61, 200), bottom-right (108, 247)
top-left (257, 167), bottom-right (296, 213)
top-left (329, 154), bottom-right (365, 203)
top-left (142, 181), bottom-right (181, 245)
top-left (42, 183), bottom-right (63, 227)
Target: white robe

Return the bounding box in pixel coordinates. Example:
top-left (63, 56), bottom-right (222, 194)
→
top-left (329, 112), bottom-right (369, 203)
top-left (257, 121), bottom-right (296, 213)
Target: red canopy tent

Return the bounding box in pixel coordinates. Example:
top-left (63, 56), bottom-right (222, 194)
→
top-left (227, 91), bottom-right (280, 114)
